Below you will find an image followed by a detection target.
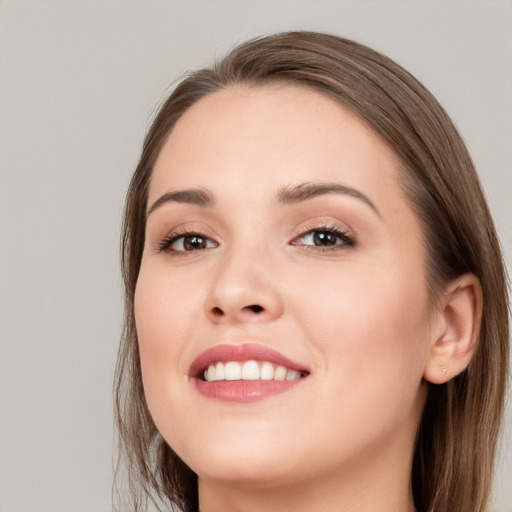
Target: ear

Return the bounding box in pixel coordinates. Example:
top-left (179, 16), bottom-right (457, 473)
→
top-left (423, 273), bottom-right (483, 384)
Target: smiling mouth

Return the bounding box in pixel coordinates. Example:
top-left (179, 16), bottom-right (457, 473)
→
top-left (190, 344), bottom-right (310, 402)
top-left (202, 360), bottom-right (309, 382)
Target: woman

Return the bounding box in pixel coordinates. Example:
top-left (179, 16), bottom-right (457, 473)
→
top-left (114, 31), bottom-right (509, 512)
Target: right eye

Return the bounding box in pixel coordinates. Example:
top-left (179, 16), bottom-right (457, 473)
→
top-left (158, 232), bottom-right (218, 254)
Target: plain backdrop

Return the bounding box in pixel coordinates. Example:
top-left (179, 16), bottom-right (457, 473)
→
top-left (0, 1), bottom-right (511, 511)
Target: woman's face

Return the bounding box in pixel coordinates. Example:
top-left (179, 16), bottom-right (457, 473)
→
top-left (135, 85), bottom-right (433, 488)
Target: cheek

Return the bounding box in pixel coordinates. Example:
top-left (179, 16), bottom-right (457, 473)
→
top-left (299, 265), bottom-right (430, 446)
top-left (133, 266), bottom-right (200, 428)
top-left (134, 262), bottom-right (203, 354)
top-left (293, 259), bottom-right (430, 388)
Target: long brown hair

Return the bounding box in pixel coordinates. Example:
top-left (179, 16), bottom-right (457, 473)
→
top-left (114, 31), bottom-right (509, 512)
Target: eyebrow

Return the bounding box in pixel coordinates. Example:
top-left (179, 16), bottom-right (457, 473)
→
top-left (146, 181), bottom-right (380, 218)
top-left (277, 182), bottom-right (380, 216)
top-left (146, 188), bottom-right (214, 217)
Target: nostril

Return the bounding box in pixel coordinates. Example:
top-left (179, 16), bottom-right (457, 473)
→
top-left (212, 307), bottom-right (224, 316)
top-left (246, 304), bottom-right (264, 313)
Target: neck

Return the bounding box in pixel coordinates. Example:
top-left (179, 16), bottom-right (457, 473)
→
top-left (199, 480), bottom-right (415, 512)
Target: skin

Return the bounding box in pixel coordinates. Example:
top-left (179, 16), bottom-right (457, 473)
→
top-left (134, 84), bottom-right (474, 512)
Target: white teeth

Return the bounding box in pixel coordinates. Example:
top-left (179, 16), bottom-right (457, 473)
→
top-left (286, 370), bottom-right (301, 380)
top-left (203, 360), bottom-right (305, 382)
top-left (241, 360), bottom-right (260, 380)
top-left (274, 365), bottom-right (287, 381)
top-left (215, 361), bottom-right (225, 380)
top-left (260, 361), bottom-right (274, 380)
top-left (206, 365), bottom-right (216, 382)
top-left (224, 361), bottom-right (242, 380)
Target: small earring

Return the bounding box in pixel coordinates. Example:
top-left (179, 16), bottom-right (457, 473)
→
top-left (442, 367), bottom-right (447, 375)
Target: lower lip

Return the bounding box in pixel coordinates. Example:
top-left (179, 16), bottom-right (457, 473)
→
top-left (194, 379), bottom-right (304, 403)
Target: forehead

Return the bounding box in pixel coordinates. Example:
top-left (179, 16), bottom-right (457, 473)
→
top-left (149, 84), bottom-right (405, 212)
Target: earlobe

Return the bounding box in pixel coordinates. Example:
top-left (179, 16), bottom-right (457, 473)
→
top-left (423, 273), bottom-right (483, 384)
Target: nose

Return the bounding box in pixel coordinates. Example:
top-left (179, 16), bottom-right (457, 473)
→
top-left (204, 247), bottom-right (284, 324)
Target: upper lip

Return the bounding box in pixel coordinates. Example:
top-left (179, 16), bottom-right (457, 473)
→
top-left (188, 343), bottom-right (310, 378)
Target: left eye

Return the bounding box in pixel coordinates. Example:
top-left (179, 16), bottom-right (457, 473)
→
top-left (160, 233), bottom-right (217, 253)
top-left (293, 229), bottom-right (355, 248)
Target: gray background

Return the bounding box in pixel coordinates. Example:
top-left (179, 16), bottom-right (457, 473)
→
top-left (0, 1), bottom-right (510, 511)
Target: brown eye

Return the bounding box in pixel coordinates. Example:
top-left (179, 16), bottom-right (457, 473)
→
top-left (294, 228), bottom-right (356, 249)
top-left (312, 231), bottom-right (338, 246)
top-left (181, 235), bottom-right (208, 251)
top-left (159, 232), bottom-right (217, 253)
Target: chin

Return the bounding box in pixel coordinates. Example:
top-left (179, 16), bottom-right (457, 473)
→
top-left (175, 428), bottom-right (302, 485)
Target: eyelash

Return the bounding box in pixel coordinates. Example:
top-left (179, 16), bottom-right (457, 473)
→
top-left (156, 224), bottom-right (356, 256)
top-left (157, 229), bottom-right (217, 256)
top-left (292, 224), bottom-right (357, 251)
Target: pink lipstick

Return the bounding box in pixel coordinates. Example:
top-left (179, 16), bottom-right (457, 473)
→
top-left (189, 344), bottom-right (309, 403)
